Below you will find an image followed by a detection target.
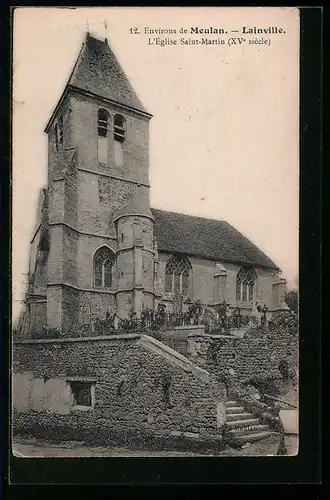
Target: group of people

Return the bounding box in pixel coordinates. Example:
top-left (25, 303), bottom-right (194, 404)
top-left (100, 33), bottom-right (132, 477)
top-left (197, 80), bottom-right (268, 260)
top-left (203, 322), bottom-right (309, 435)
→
top-left (216, 300), bottom-right (269, 329)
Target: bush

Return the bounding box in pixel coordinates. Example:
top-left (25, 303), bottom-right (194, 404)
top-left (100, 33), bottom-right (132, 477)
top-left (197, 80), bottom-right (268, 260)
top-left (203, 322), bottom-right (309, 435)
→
top-left (31, 326), bottom-right (61, 339)
top-left (285, 289), bottom-right (298, 313)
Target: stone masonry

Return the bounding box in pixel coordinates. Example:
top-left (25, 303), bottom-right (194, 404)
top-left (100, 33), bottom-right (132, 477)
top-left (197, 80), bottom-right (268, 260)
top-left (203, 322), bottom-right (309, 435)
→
top-left (12, 335), bottom-right (226, 446)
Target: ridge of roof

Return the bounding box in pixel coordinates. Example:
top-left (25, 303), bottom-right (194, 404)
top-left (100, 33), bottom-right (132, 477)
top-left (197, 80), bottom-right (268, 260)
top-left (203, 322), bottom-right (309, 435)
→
top-left (151, 207), bottom-right (228, 224)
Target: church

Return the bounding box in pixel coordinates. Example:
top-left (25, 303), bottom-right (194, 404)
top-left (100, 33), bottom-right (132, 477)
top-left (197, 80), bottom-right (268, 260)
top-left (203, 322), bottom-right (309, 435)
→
top-left (25, 33), bottom-right (288, 335)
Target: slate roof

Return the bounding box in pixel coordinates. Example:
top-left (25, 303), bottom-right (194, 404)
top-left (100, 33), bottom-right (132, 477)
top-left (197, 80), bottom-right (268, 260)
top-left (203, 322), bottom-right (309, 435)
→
top-left (68, 33), bottom-right (149, 114)
top-left (151, 209), bottom-right (279, 270)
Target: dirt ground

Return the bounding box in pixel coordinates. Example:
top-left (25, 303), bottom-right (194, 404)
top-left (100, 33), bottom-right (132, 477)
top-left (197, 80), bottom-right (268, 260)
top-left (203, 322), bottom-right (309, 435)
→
top-left (12, 435), bottom-right (281, 458)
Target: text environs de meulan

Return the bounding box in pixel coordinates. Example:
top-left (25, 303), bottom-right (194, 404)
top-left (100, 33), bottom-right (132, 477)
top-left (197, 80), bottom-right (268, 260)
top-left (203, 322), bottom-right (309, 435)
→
top-left (144, 26), bottom-right (285, 35)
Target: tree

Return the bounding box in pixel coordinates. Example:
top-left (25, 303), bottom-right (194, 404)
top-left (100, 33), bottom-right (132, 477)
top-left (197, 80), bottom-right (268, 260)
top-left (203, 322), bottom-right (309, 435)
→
top-left (285, 289), bottom-right (298, 312)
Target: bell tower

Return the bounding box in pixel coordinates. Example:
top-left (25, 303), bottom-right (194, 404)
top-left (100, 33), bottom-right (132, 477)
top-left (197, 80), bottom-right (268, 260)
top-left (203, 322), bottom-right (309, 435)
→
top-left (44, 33), bottom-right (154, 330)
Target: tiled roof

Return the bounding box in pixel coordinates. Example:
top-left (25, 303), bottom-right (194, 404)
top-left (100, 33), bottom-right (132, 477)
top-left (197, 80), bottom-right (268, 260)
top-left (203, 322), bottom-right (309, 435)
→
top-left (68, 33), bottom-right (148, 114)
top-left (151, 208), bottom-right (279, 270)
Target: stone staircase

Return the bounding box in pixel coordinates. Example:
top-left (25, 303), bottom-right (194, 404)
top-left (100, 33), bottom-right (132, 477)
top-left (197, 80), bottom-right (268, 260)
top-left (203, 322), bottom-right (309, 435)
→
top-left (225, 400), bottom-right (277, 447)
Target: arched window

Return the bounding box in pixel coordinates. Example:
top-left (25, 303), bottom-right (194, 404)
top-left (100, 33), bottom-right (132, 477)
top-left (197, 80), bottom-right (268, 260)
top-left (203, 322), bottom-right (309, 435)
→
top-left (97, 109), bottom-right (110, 164)
top-left (93, 246), bottom-right (115, 288)
top-left (236, 267), bottom-right (257, 303)
top-left (114, 114), bottom-right (125, 167)
top-left (165, 255), bottom-right (191, 296)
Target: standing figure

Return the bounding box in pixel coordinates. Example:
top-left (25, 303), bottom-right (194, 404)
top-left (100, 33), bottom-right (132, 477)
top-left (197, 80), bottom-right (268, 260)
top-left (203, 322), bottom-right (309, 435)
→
top-left (250, 301), bottom-right (260, 328)
top-left (260, 304), bottom-right (268, 328)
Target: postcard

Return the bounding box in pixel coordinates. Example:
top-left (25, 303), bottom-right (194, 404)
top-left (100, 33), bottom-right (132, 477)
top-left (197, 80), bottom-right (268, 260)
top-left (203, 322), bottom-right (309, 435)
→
top-left (12, 7), bottom-right (299, 458)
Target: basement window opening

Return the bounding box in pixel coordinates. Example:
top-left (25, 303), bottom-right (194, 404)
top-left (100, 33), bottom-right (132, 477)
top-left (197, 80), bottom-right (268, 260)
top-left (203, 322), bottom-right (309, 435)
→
top-left (68, 380), bottom-right (95, 410)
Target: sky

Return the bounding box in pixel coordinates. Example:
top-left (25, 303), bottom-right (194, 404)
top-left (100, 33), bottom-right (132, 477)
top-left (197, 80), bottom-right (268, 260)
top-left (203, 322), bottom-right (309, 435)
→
top-left (12, 7), bottom-right (300, 321)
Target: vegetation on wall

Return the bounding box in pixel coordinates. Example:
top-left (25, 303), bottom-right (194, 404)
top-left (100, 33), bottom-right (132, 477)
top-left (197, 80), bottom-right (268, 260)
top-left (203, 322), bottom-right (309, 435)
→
top-left (159, 372), bottom-right (173, 409)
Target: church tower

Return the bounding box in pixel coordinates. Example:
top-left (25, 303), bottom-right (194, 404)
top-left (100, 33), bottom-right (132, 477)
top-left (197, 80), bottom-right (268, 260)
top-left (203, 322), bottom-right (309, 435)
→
top-left (44, 33), bottom-right (154, 331)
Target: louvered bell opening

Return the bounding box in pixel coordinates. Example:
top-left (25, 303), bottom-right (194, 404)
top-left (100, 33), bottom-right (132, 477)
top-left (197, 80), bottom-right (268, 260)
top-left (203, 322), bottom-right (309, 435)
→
top-left (98, 119), bottom-right (108, 137)
top-left (114, 125), bottom-right (125, 143)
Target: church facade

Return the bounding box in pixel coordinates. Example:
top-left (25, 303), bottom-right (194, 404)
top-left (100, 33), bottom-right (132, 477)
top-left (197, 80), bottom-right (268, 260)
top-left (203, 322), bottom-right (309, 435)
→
top-left (25, 33), bottom-right (288, 335)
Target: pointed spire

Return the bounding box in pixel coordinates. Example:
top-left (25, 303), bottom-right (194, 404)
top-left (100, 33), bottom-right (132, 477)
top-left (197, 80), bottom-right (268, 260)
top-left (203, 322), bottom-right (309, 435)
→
top-left (67, 33), bottom-right (149, 115)
top-left (45, 31), bottom-right (151, 133)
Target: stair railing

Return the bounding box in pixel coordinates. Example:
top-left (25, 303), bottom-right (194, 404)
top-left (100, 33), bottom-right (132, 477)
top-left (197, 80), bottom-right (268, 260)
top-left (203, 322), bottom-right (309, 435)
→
top-left (262, 394), bottom-right (297, 409)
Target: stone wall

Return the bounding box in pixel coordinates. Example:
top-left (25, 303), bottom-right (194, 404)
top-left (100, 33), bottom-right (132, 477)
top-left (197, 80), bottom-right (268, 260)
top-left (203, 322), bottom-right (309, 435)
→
top-left (62, 287), bottom-right (80, 332)
top-left (187, 329), bottom-right (299, 383)
top-left (64, 161), bottom-right (78, 227)
top-left (69, 93), bottom-right (150, 184)
top-left (78, 291), bottom-right (116, 325)
top-left (29, 302), bottom-right (47, 332)
top-left (62, 226), bottom-right (78, 285)
top-left (160, 326), bottom-right (206, 355)
top-left (12, 334), bottom-right (226, 447)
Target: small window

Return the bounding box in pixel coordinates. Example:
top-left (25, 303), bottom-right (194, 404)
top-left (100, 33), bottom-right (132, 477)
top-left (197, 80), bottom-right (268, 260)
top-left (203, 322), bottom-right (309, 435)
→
top-left (54, 124), bottom-right (59, 152)
top-left (68, 380), bottom-right (95, 409)
top-left (58, 116), bottom-right (63, 146)
top-left (54, 117), bottom-right (63, 152)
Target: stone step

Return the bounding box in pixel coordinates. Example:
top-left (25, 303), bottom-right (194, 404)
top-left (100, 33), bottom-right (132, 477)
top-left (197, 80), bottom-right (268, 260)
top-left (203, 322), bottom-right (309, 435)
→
top-left (226, 406), bottom-right (245, 414)
top-left (226, 412), bottom-right (254, 421)
top-left (232, 431), bottom-right (277, 444)
top-left (229, 424), bottom-right (269, 436)
top-left (226, 401), bottom-right (238, 406)
top-left (226, 418), bottom-right (260, 428)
